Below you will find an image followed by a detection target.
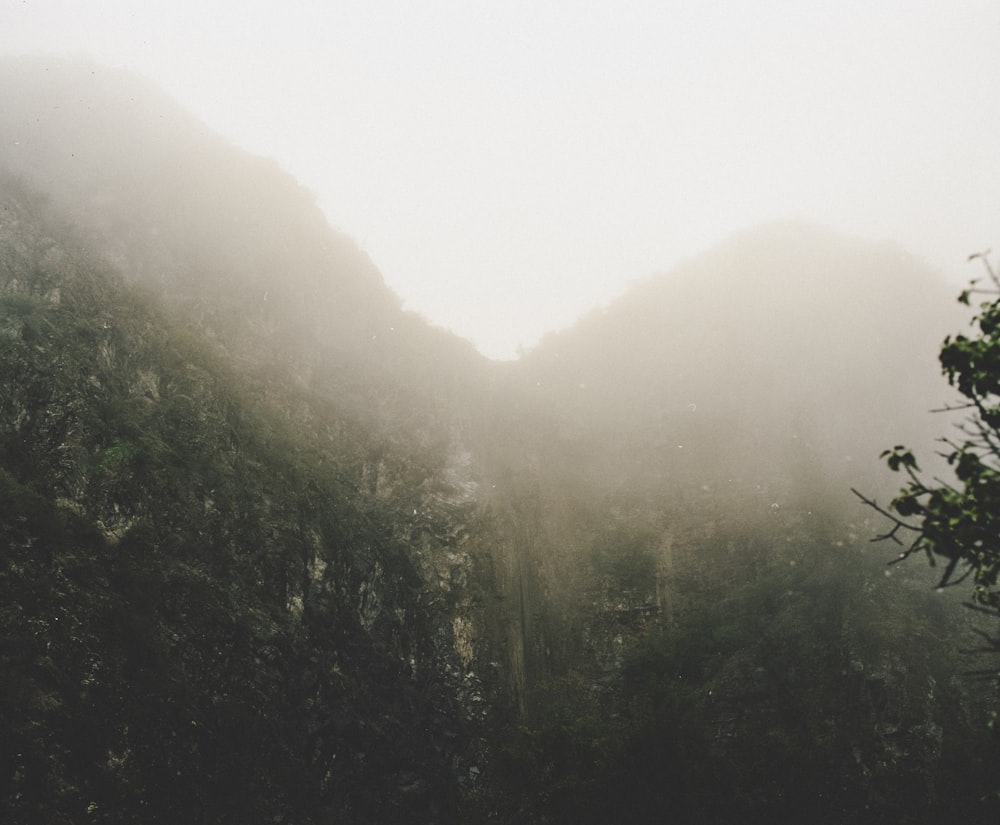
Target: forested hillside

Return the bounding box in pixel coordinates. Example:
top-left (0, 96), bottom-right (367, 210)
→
top-left (1, 57), bottom-right (997, 824)
top-left (477, 225), bottom-right (998, 823)
top-left (0, 171), bottom-right (497, 823)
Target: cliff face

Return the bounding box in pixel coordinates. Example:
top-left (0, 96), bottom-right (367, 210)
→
top-left (0, 175), bottom-right (493, 823)
top-left (1, 57), bottom-right (998, 824)
top-left (471, 228), bottom-right (997, 823)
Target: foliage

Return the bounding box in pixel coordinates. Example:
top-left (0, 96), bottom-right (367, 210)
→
top-left (5, 58), bottom-right (1000, 823)
top-left (487, 672), bottom-right (619, 825)
top-left (588, 524), bottom-right (658, 594)
top-left (490, 505), bottom-right (999, 824)
top-left (0, 184), bottom-right (469, 824)
top-left (855, 252), bottom-right (1000, 608)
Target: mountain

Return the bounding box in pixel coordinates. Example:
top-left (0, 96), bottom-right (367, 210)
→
top-left (520, 221), bottom-right (956, 482)
top-left (0, 57), bottom-right (486, 435)
top-left (481, 226), bottom-right (992, 823)
top-left (1, 56), bottom-right (997, 824)
top-left (0, 56), bottom-right (496, 825)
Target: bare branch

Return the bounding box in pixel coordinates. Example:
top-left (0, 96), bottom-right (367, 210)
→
top-left (903, 462), bottom-right (926, 490)
top-left (931, 402), bottom-right (977, 414)
top-left (936, 557), bottom-right (973, 589)
top-left (850, 488), bottom-right (922, 550)
top-left (931, 476), bottom-right (960, 494)
top-left (968, 249), bottom-right (999, 289)
top-left (878, 524), bottom-right (907, 546)
top-left (972, 416), bottom-right (1000, 465)
top-left (963, 601), bottom-right (1000, 619)
top-left (980, 250), bottom-right (1000, 290)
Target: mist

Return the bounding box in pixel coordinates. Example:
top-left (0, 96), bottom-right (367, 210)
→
top-left (2, 14), bottom-right (1000, 824)
top-left (3, 1), bottom-right (999, 358)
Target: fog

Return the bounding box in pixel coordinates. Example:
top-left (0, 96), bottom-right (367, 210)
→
top-left (5, 37), bottom-right (1000, 823)
top-left (3, 1), bottom-right (999, 358)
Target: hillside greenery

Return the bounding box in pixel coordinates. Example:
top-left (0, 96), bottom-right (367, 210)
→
top-left (0, 179), bottom-right (476, 824)
top-left (2, 57), bottom-right (1000, 825)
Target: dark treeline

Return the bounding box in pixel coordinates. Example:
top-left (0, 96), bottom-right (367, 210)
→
top-left (1, 57), bottom-right (997, 823)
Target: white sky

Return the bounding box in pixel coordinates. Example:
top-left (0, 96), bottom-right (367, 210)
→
top-left (3, 1), bottom-right (999, 359)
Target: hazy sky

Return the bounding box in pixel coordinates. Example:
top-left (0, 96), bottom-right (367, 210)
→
top-left (3, 1), bottom-right (999, 358)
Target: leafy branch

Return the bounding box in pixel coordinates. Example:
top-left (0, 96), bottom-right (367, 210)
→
top-left (857, 252), bottom-right (1000, 606)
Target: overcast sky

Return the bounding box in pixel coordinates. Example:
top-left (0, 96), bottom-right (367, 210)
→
top-left (3, 1), bottom-right (999, 358)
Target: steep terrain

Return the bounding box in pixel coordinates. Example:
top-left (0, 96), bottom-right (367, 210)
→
top-left (0, 173), bottom-right (496, 824)
top-left (1, 56), bottom-right (998, 824)
top-left (474, 226), bottom-right (998, 823)
top-left (0, 58), bottom-right (498, 824)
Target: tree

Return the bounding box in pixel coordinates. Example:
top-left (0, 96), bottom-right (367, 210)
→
top-left (853, 251), bottom-right (1000, 609)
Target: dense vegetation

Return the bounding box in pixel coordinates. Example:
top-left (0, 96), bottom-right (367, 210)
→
top-left (489, 503), bottom-right (998, 824)
top-left (2, 57), bottom-right (999, 823)
top-left (863, 253), bottom-right (1000, 606)
top-left (0, 179), bottom-right (478, 823)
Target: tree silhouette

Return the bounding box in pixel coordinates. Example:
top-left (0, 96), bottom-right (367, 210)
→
top-left (854, 251), bottom-right (1000, 608)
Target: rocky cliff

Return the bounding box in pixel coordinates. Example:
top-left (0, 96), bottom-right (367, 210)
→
top-left (1, 57), bottom-right (997, 824)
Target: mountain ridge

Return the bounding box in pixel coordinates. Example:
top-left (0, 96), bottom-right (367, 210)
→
top-left (2, 56), bottom-right (997, 825)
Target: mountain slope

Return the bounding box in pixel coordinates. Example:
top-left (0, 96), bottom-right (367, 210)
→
top-left (2, 56), bottom-right (998, 825)
top-left (474, 225), bottom-right (998, 823)
top-left (0, 56), bottom-right (487, 440)
top-left (0, 175), bottom-right (484, 824)
top-left (517, 222), bottom-right (958, 490)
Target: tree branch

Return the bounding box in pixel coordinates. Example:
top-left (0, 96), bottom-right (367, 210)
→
top-left (850, 487), bottom-right (921, 548)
